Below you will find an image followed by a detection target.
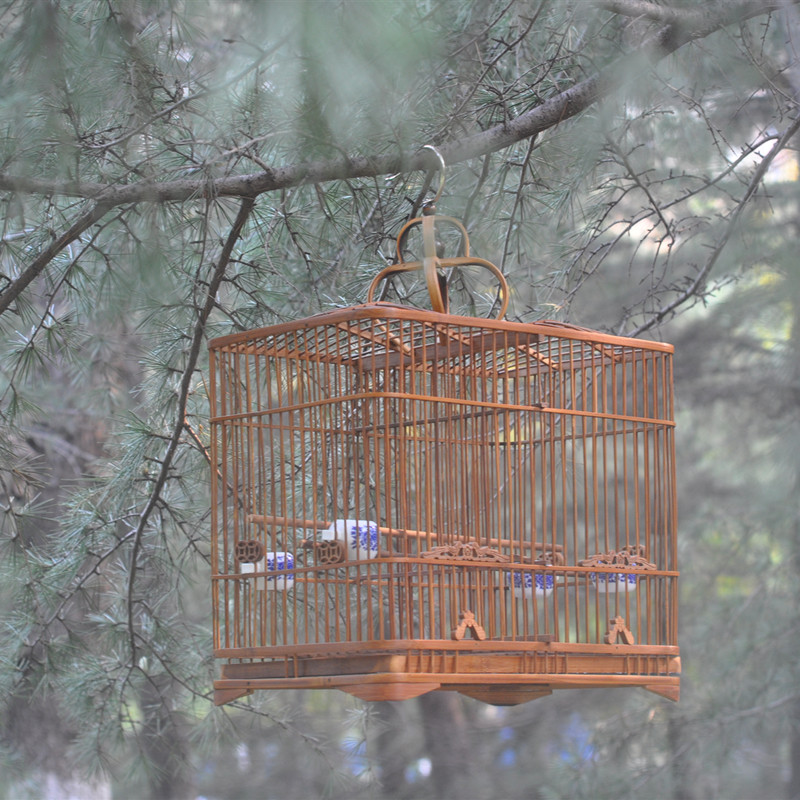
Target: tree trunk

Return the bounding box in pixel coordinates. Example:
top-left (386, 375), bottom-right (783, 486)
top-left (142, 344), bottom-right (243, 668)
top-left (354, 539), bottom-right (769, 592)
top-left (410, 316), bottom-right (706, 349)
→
top-left (667, 704), bottom-right (697, 800)
top-left (371, 701), bottom-right (413, 798)
top-left (138, 674), bottom-right (194, 800)
top-left (418, 693), bottom-right (474, 800)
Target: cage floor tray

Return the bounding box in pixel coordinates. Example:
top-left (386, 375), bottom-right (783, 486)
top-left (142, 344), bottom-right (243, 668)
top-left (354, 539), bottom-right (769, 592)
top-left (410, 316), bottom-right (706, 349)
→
top-left (214, 641), bottom-right (680, 705)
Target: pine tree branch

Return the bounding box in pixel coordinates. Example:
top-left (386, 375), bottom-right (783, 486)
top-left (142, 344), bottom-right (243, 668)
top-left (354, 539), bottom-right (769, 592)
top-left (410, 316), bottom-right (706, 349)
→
top-left (0, 201), bottom-right (112, 316)
top-left (14, 517), bottom-right (142, 680)
top-left (125, 196), bottom-right (256, 664)
top-left (0, 0), bottom-right (789, 332)
top-left (0, 0), bottom-right (793, 209)
top-left (0, 0), bottom-right (792, 331)
top-left (84, 35), bottom-right (287, 156)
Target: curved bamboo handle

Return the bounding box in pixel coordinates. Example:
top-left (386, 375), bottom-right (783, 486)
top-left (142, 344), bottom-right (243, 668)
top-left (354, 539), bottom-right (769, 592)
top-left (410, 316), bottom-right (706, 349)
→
top-left (366, 215), bottom-right (509, 319)
top-left (422, 213), bottom-right (447, 313)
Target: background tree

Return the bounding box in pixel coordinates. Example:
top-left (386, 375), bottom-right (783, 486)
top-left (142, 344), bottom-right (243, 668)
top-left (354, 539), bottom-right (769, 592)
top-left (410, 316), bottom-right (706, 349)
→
top-left (1, 0), bottom-right (800, 798)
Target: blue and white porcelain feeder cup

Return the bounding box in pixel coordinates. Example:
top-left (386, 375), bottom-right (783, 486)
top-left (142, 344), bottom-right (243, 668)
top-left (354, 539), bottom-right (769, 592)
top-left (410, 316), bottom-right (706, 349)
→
top-left (322, 519), bottom-right (380, 560)
top-left (509, 570), bottom-right (554, 599)
top-left (590, 571), bottom-right (637, 593)
top-left (265, 551), bottom-right (295, 591)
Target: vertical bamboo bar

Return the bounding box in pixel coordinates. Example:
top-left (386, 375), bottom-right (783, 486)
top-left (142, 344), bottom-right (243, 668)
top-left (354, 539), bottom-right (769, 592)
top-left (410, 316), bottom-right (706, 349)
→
top-left (209, 348), bottom-right (220, 650)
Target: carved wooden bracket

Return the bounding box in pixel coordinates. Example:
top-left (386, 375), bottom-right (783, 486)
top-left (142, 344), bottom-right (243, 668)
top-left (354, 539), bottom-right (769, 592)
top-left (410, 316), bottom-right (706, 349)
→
top-left (605, 615), bottom-right (635, 645)
top-left (451, 609), bottom-right (487, 641)
top-left (534, 549), bottom-right (565, 566)
top-left (420, 541), bottom-right (510, 562)
top-left (578, 544), bottom-right (656, 570)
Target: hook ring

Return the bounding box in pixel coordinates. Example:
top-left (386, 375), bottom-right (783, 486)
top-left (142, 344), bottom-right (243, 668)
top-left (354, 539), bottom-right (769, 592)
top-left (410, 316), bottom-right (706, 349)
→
top-left (421, 145), bottom-right (446, 205)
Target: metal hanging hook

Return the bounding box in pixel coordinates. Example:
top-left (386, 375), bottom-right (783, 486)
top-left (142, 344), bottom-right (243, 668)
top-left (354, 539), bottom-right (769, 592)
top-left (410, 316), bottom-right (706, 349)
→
top-left (367, 143), bottom-right (509, 319)
top-left (421, 144), bottom-right (446, 207)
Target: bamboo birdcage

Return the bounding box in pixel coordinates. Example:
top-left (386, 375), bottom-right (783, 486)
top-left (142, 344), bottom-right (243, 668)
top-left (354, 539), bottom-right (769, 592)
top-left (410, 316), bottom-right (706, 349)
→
top-left (209, 170), bottom-right (679, 707)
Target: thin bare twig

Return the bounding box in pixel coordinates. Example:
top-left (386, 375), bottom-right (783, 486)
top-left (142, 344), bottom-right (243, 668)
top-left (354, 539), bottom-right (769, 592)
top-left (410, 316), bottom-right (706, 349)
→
top-left (627, 113), bottom-right (800, 336)
top-left (125, 196), bottom-right (256, 664)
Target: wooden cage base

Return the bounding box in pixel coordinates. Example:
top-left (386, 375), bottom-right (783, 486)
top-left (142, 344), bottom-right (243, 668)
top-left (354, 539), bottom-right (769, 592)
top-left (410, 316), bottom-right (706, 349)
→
top-left (214, 642), bottom-right (680, 706)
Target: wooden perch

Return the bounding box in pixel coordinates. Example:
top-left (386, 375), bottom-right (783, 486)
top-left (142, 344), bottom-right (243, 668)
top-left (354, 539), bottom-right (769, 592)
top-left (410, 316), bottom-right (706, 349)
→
top-left (246, 513), bottom-right (562, 553)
